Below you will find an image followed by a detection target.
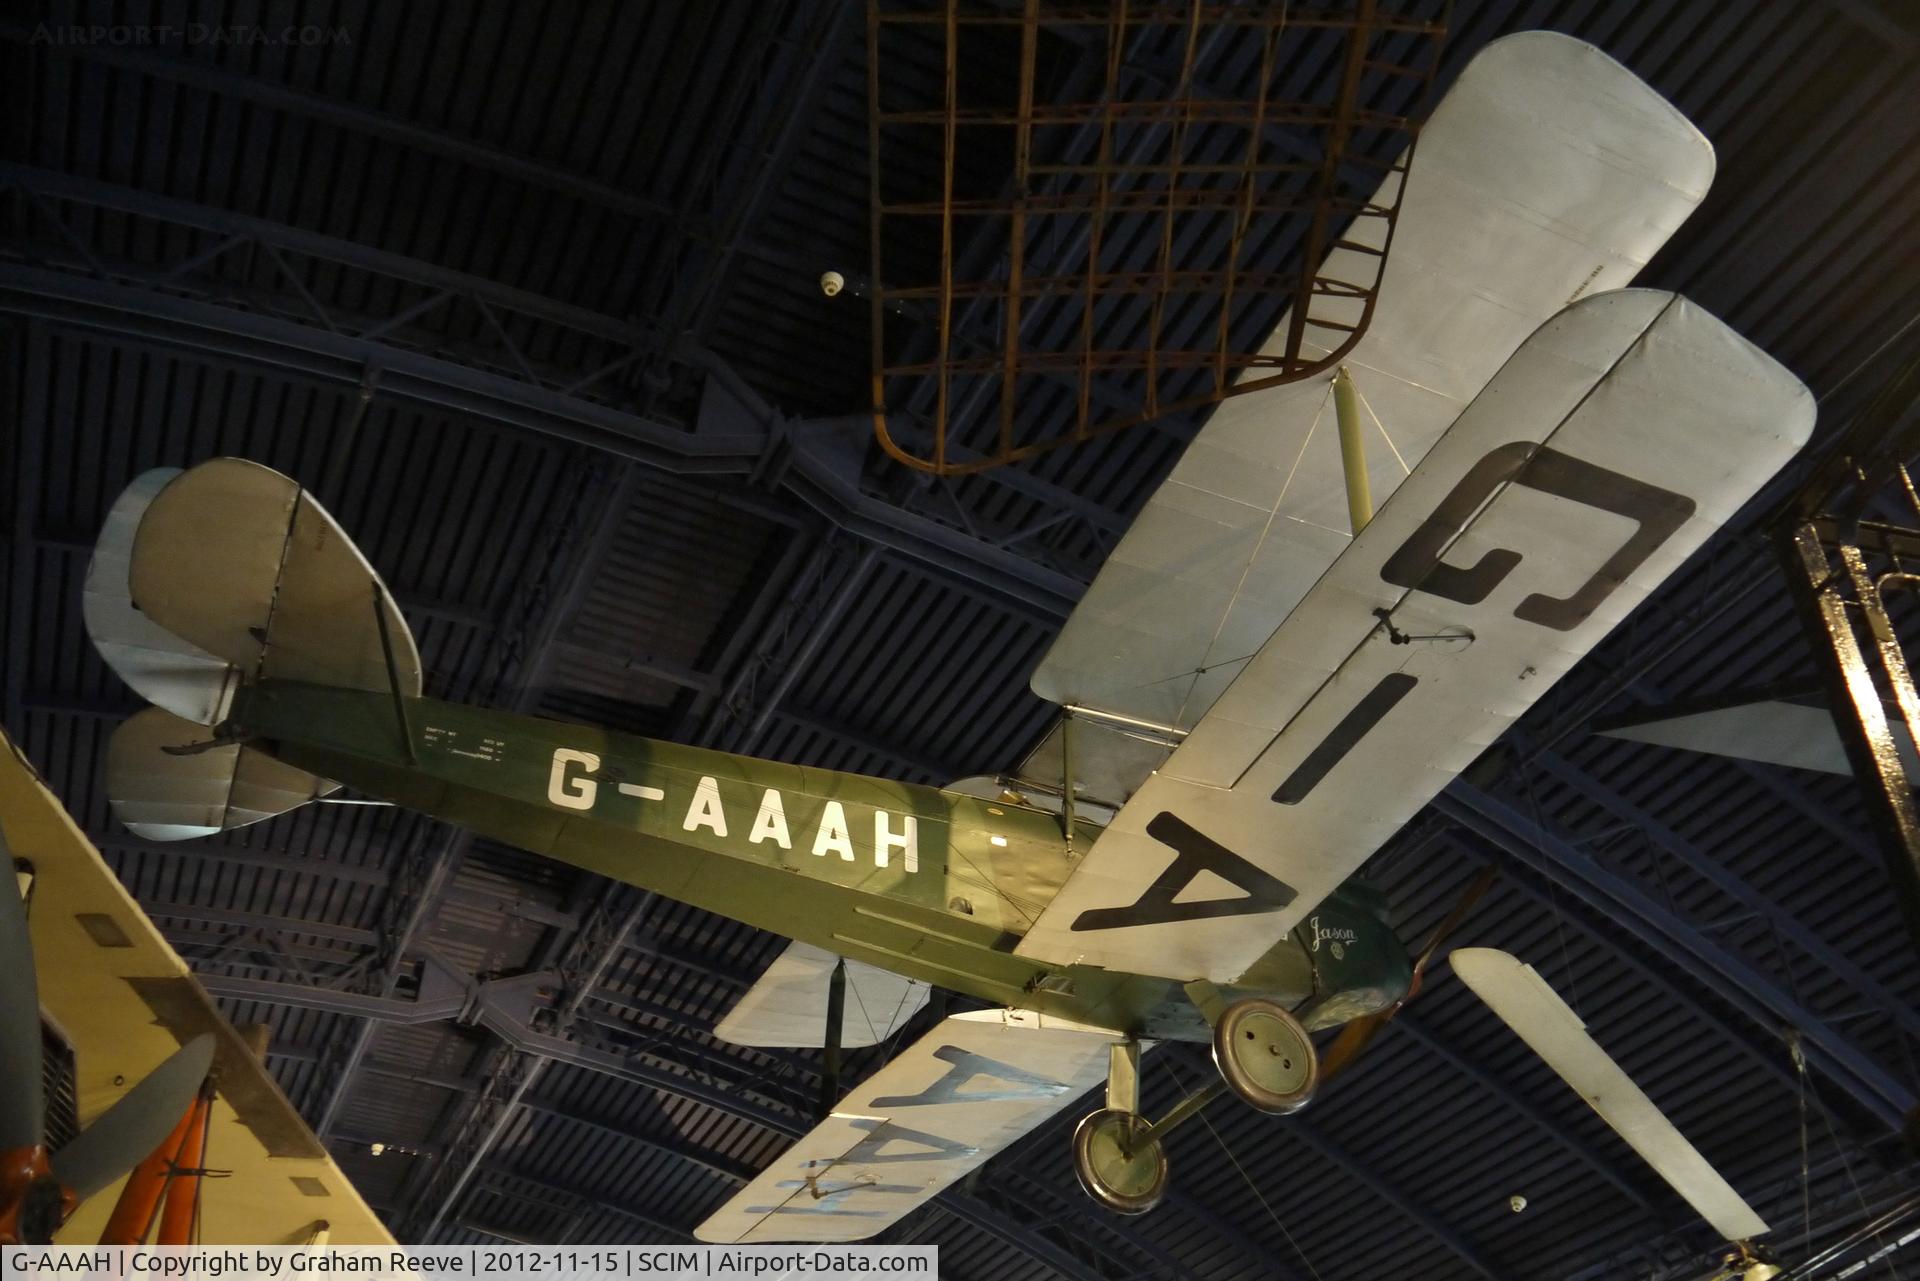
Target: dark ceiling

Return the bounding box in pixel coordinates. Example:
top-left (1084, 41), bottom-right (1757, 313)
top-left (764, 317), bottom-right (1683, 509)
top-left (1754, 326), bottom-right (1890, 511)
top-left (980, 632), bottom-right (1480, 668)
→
top-left (5, 2), bottom-right (1920, 1279)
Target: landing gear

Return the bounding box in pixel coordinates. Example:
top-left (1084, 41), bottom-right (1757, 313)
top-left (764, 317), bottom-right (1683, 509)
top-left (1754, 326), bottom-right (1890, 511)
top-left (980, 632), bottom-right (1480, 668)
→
top-left (1212, 997), bottom-right (1318, 1114)
top-left (1069, 997), bottom-right (1320, 1217)
top-left (1071, 1108), bottom-right (1168, 1214)
top-left (1072, 1040), bottom-right (1169, 1215)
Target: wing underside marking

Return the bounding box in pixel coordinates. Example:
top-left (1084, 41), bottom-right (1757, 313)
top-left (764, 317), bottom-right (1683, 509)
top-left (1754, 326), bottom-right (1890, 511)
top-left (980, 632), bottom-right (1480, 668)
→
top-left (1012, 291), bottom-right (1814, 983)
top-left (694, 1011), bottom-right (1119, 1243)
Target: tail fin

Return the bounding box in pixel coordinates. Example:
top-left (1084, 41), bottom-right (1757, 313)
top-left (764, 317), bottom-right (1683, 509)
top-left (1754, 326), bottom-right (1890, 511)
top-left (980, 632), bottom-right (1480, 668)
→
top-left (86, 459), bottom-right (421, 839)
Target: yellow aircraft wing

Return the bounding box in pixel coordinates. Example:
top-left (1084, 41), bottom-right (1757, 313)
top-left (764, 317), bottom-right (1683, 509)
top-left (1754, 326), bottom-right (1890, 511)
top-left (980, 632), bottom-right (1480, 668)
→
top-left (2, 729), bottom-right (391, 1245)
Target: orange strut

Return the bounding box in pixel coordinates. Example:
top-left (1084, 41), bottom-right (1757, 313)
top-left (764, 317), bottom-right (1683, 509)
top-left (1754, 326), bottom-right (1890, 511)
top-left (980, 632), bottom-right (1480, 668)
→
top-left (156, 1087), bottom-right (212, 1245)
top-left (99, 1108), bottom-right (195, 1245)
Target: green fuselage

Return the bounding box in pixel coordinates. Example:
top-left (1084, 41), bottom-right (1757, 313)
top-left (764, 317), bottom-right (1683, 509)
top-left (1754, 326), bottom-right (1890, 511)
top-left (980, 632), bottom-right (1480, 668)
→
top-left (236, 681), bottom-right (1411, 1041)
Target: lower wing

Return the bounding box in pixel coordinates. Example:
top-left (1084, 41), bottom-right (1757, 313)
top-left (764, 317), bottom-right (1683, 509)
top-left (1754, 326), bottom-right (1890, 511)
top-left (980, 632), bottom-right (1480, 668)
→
top-left (694, 1010), bottom-right (1120, 1243)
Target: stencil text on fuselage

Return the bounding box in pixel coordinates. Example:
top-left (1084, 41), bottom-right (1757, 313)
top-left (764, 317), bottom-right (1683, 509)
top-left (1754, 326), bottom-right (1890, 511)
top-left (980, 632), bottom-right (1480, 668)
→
top-left (545, 748), bottom-right (919, 871)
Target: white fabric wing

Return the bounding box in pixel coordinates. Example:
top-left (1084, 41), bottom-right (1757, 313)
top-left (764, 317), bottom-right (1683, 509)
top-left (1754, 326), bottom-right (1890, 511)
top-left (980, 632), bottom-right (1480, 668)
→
top-left (1014, 291), bottom-right (1814, 982)
top-left (714, 940), bottom-right (929, 1049)
top-left (694, 1010), bottom-right (1117, 1243)
top-left (1031, 30), bottom-right (1714, 732)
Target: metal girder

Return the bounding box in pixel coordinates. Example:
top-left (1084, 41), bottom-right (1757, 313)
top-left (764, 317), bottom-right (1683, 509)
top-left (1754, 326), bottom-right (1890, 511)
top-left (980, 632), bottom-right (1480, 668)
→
top-left (1283, 1117), bottom-right (1510, 1281)
top-left (198, 973), bottom-right (465, 1024)
top-left (0, 258), bottom-right (1081, 621)
top-left (1157, 1046), bottom-right (1502, 1281)
top-left (471, 1168), bottom-right (693, 1245)
top-left (143, 901), bottom-right (379, 948)
top-left (410, 889), bottom-right (660, 1240)
top-left (515, 1097), bottom-right (758, 1186)
top-left (1782, 517), bottom-right (1920, 958)
top-left (671, 0), bottom-right (856, 349)
top-left (1530, 747), bottom-right (1920, 1046)
top-left (97, 833), bottom-right (394, 889)
top-left (6, 157), bottom-right (1116, 610)
top-left (1436, 780), bottom-right (1915, 1132)
top-left (1390, 1010), bottom-right (1663, 1219)
top-left (3, 321), bottom-right (47, 740)
top-left (0, 30), bottom-right (692, 231)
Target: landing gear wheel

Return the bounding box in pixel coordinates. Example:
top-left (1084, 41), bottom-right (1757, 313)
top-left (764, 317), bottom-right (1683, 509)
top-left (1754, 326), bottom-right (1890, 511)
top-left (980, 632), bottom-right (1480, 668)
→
top-left (1213, 997), bottom-right (1318, 1114)
top-left (1072, 1108), bottom-right (1168, 1215)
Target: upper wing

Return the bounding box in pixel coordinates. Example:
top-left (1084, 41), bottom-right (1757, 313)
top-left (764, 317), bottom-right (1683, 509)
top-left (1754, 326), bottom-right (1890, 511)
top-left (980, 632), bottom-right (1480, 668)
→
top-left (1014, 290), bottom-right (1814, 982)
top-left (714, 940), bottom-right (930, 1049)
top-left (1030, 31), bottom-right (1713, 732)
top-left (1, 730), bottom-right (392, 1245)
top-left (694, 1010), bottom-right (1117, 1243)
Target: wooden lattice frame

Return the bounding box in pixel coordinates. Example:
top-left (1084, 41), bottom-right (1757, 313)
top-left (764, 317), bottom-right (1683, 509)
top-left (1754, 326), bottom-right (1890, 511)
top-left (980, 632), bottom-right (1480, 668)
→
top-left (867, 0), bottom-right (1450, 474)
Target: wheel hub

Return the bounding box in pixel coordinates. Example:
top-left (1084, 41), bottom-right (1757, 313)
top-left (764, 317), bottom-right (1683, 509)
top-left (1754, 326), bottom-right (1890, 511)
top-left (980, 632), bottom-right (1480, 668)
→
top-left (1212, 997), bottom-right (1320, 1115)
top-left (1072, 1108), bottom-right (1168, 1214)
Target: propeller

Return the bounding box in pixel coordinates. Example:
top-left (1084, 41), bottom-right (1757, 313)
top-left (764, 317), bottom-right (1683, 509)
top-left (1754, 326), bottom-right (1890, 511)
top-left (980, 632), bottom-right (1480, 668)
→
top-left (1320, 865), bottom-right (1497, 1083)
top-left (1, 824), bottom-right (216, 1242)
top-left (1452, 947), bottom-right (1768, 1243)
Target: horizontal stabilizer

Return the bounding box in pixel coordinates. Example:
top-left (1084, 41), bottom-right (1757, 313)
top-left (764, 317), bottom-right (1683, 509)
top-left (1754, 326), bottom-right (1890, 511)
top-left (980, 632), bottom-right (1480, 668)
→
top-left (715, 941), bottom-right (929, 1049)
top-left (83, 467), bottom-right (240, 726)
top-left (696, 1010), bottom-right (1118, 1243)
top-left (108, 706), bottom-right (336, 840)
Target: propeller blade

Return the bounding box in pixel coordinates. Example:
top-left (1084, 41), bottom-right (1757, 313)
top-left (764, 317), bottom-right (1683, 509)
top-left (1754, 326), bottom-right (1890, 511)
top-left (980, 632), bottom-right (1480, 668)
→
top-left (50, 1034), bottom-right (214, 1202)
top-left (1452, 948), bottom-right (1768, 1242)
top-left (1321, 867), bottom-right (1497, 1084)
top-left (0, 831), bottom-right (45, 1151)
top-left (1410, 866), bottom-right (1499, 977)
top-left (1318, 1012), bottom-right (1387, 1082)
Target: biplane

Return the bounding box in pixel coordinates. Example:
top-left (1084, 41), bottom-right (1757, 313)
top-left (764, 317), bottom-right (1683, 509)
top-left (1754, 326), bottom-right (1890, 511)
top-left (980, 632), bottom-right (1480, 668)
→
top-left (39, 30), bottom-right (1808, 1272)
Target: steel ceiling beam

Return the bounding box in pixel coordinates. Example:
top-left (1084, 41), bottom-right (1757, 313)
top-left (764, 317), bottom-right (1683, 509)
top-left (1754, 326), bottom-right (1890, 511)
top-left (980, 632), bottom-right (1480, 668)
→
top-left (1390, 1010), bottom-right (1663, 1218)
top-left (0, 260), bottom-right (1081, 621)
top-left (515, 1096), bottom-right (759, 1185)
top-left (674, 0), bottom-right (856, 348)
top-left (411, 889), bottom-right (660, 1241)
top-left (198, 972), bottom-right (465, 1023)
top-left (1284, 1117), bottom-right (1509, 1281)
top-left (1449, 828), bottom-right (1803, 1099)
top-left (1530, 747), bottom-right (1920, 1046)
top-left (1, 163), bottom-right (1101, 619)
top-left (2, 321), bottom-right (47, 743)
top-left (472, 1168), bottom-right (693, 1245)
top-left (1436, 780), bottom-right (1915, 1132)
top-left (0, 30), bottom-right (693, 232)
top-left (95, 833), bottom-right (394, 890)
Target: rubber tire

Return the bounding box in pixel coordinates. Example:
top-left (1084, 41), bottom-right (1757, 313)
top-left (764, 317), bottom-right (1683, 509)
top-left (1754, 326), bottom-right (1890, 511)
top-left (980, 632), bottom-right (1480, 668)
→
top-left (1212, 997), bottom-right (1319, 1115)
top-left (1072, 1108), bottom-right (1169, 1215)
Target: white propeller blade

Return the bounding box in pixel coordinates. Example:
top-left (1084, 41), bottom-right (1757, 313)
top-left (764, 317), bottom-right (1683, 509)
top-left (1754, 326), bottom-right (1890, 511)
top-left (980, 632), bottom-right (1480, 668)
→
top-left (1451, 948), bottom-right (1768, 1242)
